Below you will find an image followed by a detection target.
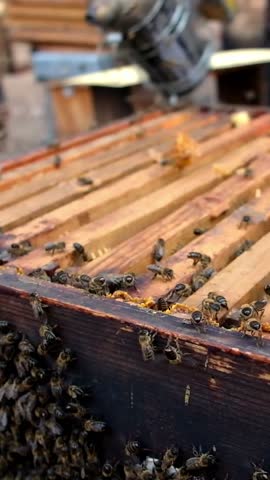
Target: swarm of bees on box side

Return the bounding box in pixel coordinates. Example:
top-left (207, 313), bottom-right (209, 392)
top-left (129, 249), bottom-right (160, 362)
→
top-left (0, 299), bottom-right (108, 479)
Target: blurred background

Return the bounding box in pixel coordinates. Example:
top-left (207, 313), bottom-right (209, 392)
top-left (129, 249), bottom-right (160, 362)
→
top-left (0, 0), bottom-right (268, 161)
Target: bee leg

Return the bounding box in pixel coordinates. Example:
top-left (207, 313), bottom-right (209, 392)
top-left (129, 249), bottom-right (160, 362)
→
top-left (257, 330), bottom-right (263, 347)
top-left (165, 336), bottom-right (172, 349)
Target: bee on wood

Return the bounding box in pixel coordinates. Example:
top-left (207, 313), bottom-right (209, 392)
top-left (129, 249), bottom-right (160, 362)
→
top-left (53, 154), bottom-right (62, 168)
top-left (191, 267), bottom-right (215, 292)
top-left (191, 310), bottom-right (206, 332)
top-left (156, 298), bottom-right (169, 312)
top-left (52, 269), bottom-right (70, 285)
top-left (239, 304), bottom-right (254, 322)
top-left (84, 418), bottom-right (106, 433)
top-left (251, 299), bottom-right (267, 319)
top-left (187, 252), bottom-right (211, 269)
top-left (8, 241), bottom-right (32, 257)
top-left (39, 323), bottom-right (58, 343)
top-left (152, 238), bottom-right (165, 263)
top-left (231, 239), bottom-right (253, 260)
top-left (0, 331), bottom-right (21, 347)
top-left (29, 268), bottom-right (51, 282)
top-left (102, 463), bottom-right (114, 478)
top-left (239, 214), bottom-right (252, 229)
top-left (138, 330), bottom-right (156, 362)
top-left (120, 273), bottom-right (137, 291)
top-left (66, 402), bottom-right (87, 419)
top-left (164, 283), bottom-right (193, 305)
top-left (125, 440), bottom-right (140, 457)
top-left (44, 241), bottom-right (66, 255)
top-left (18, 338), bottom-right (35, 355)
top-left (147, 264), bottom-right (174, 281)
top-left (77, 176), bottom-right (94, 186)
top-left (252, 464), bottom-right (269, 480)
top-left (67, 385), bottom-right (85, 400)
top-left (237, 166), bottom-right (254, 178)
top-left (161, 447), bottom-right (179, 471)
top-left (74, 274), bottom-right (91, 290)
top-left (73, 243), bottom-right (88, 262)
top-left (89, 276), bottom-right (110, 296)
top-left (202, 298), bottom-right (221, 323)
top-left (193, 227), bottom-right (208, 236)
top-left (29, 293), bottom-right (48, 321)
top-left (164, 338), bottom-right (185, 365)
top-left (56, 349), bottom-right (75, 374)
top-left (208, 292), bottom-right (228, 310)
top-left (124, 460), bottom-right (138, 480)
top-left (185, 446), bottom-right (216, 471)
top-left (14, 351), bottom-right (36, 378)
top-left (241, 318), bottom-right (263, 346)
top-left (37, 337), bottom-right (60, 357)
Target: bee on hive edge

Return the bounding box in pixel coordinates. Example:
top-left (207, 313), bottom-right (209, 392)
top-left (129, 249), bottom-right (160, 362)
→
top-left (77, 176), bottom-right (94, 186)
top-left (147, 264), bottom-right (174, 281)
top-left (161, 446), bottom-right (179, 471)
top-left (239, 214), bottom-right (252, 229)
top-left (56, 348), bottom-right (75, 374)
top-left (89, 276), bottom-right (110, 296)
top-left (84, 418), bottom-right (107, 433)
top-left (252, 463), bottom-right (270, 480)
top-left (201, 298), bottom-right (221, 323)
top-left (156, 297), bottom-right (169, 312)
top-left (164, 338), bottom-right (185, 365)
top-left (29, 292), bottom-right (48, 321)
top-left (191, 310), bottom-right (206, 332)
top-left (193, 227), bottom-right (207, 236)
top-left (152, 238), bottom-right (165, 263)
top-left (231, 239), bottom-right (254, 260)
top-left (138, 330), bottom-right (156, 362)
top-left (191, 267), bottom-right (215, 292)
top-left (125, 440), bottom-right (140, 458)
top-left (73, 242), bottom-right (88, 262)
top-left (164, 283), bottom-right (193, 305)
top-left (44, 241), bottom-right (66, 255)
top-left (241, 318), bottom-right (263, 346)
top-left (8, 241), bottom-right (32, 257)
top-left (52, 269), bottom-right (70, 285)
top-left (185, 446), bottom-right (216, 471)
top-left (208, 292), bottom-right (228, 310)
top-left (187, 252), bottom-right (211, 269)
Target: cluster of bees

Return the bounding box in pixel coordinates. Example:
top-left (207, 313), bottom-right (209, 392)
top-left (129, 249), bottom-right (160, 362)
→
top-left (0, 298), bottom-right (107, 479)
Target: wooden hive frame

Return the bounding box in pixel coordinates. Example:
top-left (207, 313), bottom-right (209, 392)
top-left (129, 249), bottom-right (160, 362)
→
top-left (1, 107), bottom-right (270, 478)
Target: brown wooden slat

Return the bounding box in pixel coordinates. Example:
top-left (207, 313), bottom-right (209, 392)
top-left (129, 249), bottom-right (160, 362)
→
top-left (83, 150), bottom-right (270, 276)
top-left (139, 184), bottom-right (270, 298)
top-left (185, 232), bottom-right (270, 312)
top-left (1, 163), bottom-right (180, 247)
top-left (0, 110), bottom-right (196, 192)
top-left (8, 147), bottom-right (270, 273)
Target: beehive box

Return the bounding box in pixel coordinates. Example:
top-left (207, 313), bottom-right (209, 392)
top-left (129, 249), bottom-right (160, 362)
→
top-left (1, 107), bottom-right (270, 478)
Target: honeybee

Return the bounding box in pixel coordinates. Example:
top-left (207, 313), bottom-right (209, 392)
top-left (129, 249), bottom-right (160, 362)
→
top-left (29, 268), bottom-right (51, 282)
top-left (0, 331), bottom-right (20, 347)
top-left (56, 349), bottom-right (75, 374)
top-left (73, 243), bottom-right (88, 262)
top-left (105, 273), bottom-right (137, 293)
top-left (231, 240), bottom-right (253, 260)
top-left (161, 447), bottom-right (179, 471)
top-left (77, 177), bottom-right (94, 186)
top-left (138, 330), bottom-right (156, 361)
top-left (240, 300), bottom-right (267, 322)
top-left (123, 460), bottom-right (138, 480)
top-left (52, 270), bottom-right (70, 285)
top-left (164, 283), bottom-right (192, 305)
top-left (125, 441), bottom-right (140, 458)
top-left (44, 417), bottom-right (63, 436)
top-left (201, 298), bottom-right (221, 323)
top-left (50, 373), bottom-right (65, 398)
top-left (44, 242), bottom-right (66, 255)
top-left (30, 366), bottom-right (47, 382)
top-left (265, 284), bottom-right (270, 297)
top-left (147, 264), bottom-right (174, 281)
top-left (67, 385), bottom-right (85, 400)
top-left (89, 276), bottom-right (109, 296)
top-left (39, 323), bottom-right (58, 343)
top-left (76, 274), bottom-right (91, 290)
top-left (185, 446), bottom-right (216, 471)
top-left (18, 337), bottom-right (35, 354)
top-left (252, 464), bottom-right (269, 480)
top-left (207, 292), bottom-right (228, 310)
top-left (187, 252), bottom-right (211, 269)
top-left (14, 351), bottom-right (36, 378)
top-left (66, 402), bottom-right (87, 419)
top-left (164, 338), bottom-right (184, 365)
top-left (193, 227), bottom-right (207, 236)
top-left (8, 241), bottom-right (32, 257)
top-left (156, 298), bottom-right (169, 312)
top-left (252, 299), bottom-right (267, 319)
top-left (0, 321), bottom-right (9, 332)
top-left (239, 214), bottom-right (252, 229)
top-left (191, 310), bottom-right (206, 332)
top-left (53, 154), bottom-right (62, 168)
top-left (29, 293), bottom-right (48, 320)
top-left (152, 238), bottom-right (165, 263)
top-left (37, 337), bottom-right (60, 357)
top-left (191, 267), bottom-right (215, 292)
top-left (241, 318), bottom-right (263, 346)
top-left (84, 418), bottom-right (106, 433)
top-left (102, 464), bottom-right (114, 478)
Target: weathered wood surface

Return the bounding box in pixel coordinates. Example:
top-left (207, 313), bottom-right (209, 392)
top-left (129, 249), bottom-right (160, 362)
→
top-left (0, 272), bottom-right (270, 479)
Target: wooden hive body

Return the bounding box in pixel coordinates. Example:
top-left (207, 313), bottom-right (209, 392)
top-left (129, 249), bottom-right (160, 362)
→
top-left (1, 107), bottom-right (270, 478)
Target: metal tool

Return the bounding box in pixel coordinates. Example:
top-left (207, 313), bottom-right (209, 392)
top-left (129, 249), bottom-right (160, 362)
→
top-left (86, 0), bottom-right (236, 103)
